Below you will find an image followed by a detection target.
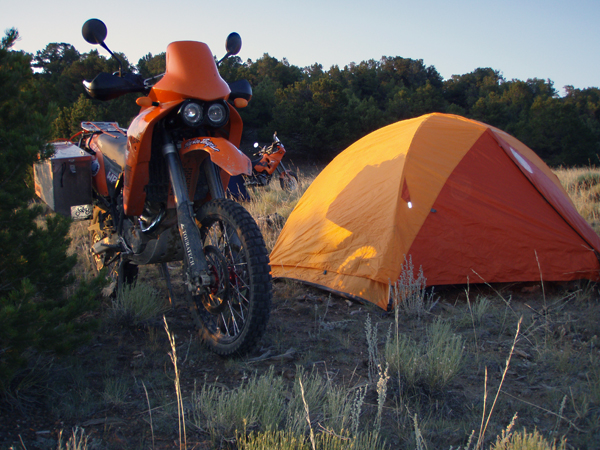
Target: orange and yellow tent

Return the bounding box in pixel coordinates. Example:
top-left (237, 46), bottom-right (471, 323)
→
top-left (270, 113), bottom-right (600, 309)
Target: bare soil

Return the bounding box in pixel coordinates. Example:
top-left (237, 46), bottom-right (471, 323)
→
top-left (1, 262), bottom-right (600, 449)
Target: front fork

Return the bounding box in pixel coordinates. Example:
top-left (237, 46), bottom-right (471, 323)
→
top-left (276, 161), bottom-right (288, 178)
top-left (162, 132), bottom-right (218, 292)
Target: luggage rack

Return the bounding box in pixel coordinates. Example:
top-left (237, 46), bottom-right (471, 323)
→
top-left (80, 121), bottom-right (126, 134)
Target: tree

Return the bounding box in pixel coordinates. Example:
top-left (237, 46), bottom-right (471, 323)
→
top-left (33, 43), bottom-right (80, 77)
top-left (22, 33), bottom-right (600, 167)
top-left (0, 29), bottom-right (101, 392)
top-left (137, 52), bottom-right (166, 79)
top-left (443, 68), bottom-right (504, 112)
top-left (53, 93), bottom-right (100, 138)
top-left (523, 97), bottom-right (598, 165)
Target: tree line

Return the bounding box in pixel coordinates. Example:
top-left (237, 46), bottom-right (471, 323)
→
top-left (30, 41), bottom-right (600, 166)
top-left (224, 56), bottom-right (600, 166)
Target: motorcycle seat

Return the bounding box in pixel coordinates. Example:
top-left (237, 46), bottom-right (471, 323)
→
top-left (96, 133), bottom-right (127, 170)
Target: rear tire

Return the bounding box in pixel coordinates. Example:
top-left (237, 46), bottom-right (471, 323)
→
top-left (189, 199), bottom-right (272, 356)
top-left (89, 207), bottom-right (137, 296)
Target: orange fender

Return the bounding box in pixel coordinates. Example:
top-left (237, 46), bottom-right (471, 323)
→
top-left (181, 137), bottom-right (251, 176)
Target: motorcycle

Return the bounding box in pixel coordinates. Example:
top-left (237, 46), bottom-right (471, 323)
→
top-left (75, 19), bottom-right (272, 355)
top-left (244, 132), bottom-right (299, 192)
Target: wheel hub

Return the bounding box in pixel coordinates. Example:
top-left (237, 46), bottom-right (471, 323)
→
top-left (201, 245), bottom-right (231, 314)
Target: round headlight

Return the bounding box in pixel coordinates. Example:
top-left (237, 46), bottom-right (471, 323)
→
top-left (181, 102), bottom-right (203, 127)
top-left (207, 103), bottom-right (228, 127)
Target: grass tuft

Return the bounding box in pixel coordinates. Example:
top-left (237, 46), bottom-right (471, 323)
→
top-left (490, 428), bottom-right (567, 450)
top-left (110, 282), bottom-right (169, 325)
top-left (384, 317), bottom-right (464, 392)
top-left (57, 427), bottom-right (90, 450)
top-left (390, 255), bottom-right (436, 318)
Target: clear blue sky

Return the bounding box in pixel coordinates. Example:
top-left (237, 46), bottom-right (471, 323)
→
top-left (3, 0), bottom-right (599, 95)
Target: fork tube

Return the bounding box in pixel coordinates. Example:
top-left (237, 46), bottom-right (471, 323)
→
top-left (203, 158), bottom-right (225, 199)
top-left (161, 131), bottom-right (209, 284)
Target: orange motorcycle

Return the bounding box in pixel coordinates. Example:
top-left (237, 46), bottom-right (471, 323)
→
top-left (78, 19), bottom-right (272, 355)
top-left (244, 132), bottom-right (299, 192)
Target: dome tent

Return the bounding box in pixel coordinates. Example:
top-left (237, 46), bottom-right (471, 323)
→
top-left (270, 113), bottom-right (600, 310)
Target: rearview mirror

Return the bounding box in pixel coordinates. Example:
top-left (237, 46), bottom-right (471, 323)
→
top-left (82, 19), bottom-right (107, 45)
top-left (225, 32), bottom-right (242, 56)
top-left (82, 19), bottom-right (124, 77)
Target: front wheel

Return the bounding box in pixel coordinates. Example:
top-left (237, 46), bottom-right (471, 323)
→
top-left (279, 170), bottom-right (299, 192)
top-left (189, 199), bottom-right (272, 355)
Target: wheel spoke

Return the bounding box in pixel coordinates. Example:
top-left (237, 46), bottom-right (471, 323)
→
top-left (190, 199), bottom-right (272, 355)
top-left (218, 300), bottom-right (244, 337)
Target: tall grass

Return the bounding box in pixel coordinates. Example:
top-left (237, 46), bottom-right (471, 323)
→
top-left (555, 166), bottom-right (600, 234)
top-left (490, 428), bottom-right (567, 450)
top-left (164, 316), bottom-right (186, 450)
top-left (390, 256), bottom-right (436, 319)
top-left (57, 427), bottom-right (90, 450)
top-left (241, 170), bottom-right (314, 251)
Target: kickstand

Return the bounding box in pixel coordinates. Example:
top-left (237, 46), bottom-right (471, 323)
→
top-left (159, 262), bottom-right (174, 306)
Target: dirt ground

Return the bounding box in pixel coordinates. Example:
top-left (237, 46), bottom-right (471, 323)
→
top-left (1, 260), bottom-right (600, 449)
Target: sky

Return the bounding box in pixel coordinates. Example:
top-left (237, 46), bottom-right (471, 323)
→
top-left (3, 0), bottom-right (599, 95)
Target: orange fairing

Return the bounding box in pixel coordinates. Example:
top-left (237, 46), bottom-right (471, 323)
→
top-left (181, 137), bottom-right (252, 176)
top-left (91, 150), bottom-right (109, 197)
top-left (226, 107), bottom-right (244, 148)
top-left (254, 148), bottom-right (285, 176)
top-left (122, 41), bottom-right (237, 216)
top-left (150, 41), bottom-right (231, 103)
top-left (124, 100), bottom-right (181, 216)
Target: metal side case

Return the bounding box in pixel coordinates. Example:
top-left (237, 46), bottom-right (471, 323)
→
top-left (34, 142), bottom-right (93, 220)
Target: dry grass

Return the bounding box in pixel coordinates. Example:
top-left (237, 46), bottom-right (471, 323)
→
top-left (110, 281), bottom-right (169, 326)
top-left (241, 167), bottom-right (313, 252)
top-left (7, 165), bottom-right (600, 450)
top-left (555, 166), bottom-right (600, 234)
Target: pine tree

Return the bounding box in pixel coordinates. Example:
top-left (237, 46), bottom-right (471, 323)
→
top-left (0, 29), bottom-right (101, 392)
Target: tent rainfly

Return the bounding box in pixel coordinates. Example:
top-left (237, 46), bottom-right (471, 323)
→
top-left (269, 113), bottom-right (600, 310)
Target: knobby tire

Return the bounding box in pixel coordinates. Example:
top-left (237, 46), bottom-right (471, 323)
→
top-left (190, 198), bottom-right (272, 356)
top-left (279, 171), bottom-right (299, 192)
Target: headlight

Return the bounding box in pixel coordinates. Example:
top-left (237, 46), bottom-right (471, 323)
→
top-left (207, 103), bottom-right (228, 127)
top-left (181, 102), bottom-right (203, 127)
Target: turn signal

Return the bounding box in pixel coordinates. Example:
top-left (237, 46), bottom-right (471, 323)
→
top-left (136, 97), bottom-right (159, 107)
top-left (233, 98), bottom-right (248, 108)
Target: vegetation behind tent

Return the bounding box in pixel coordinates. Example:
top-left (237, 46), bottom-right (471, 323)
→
top-left (26, 41), bottom-right (600, 166)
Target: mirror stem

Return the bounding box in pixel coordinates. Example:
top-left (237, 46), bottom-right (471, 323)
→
top-left (216, 53), bottom-right (231, 67)
top-left (100, 42), bottom-right (123, 77)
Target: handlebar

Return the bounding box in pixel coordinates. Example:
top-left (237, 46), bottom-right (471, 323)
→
top-left (253, 134), bottom-right (285, 156)
top-left (143, 72), bottom-right (165, 88)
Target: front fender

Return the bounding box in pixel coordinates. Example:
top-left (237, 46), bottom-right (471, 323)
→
top-left (181, 137), bottom-right (251, 176)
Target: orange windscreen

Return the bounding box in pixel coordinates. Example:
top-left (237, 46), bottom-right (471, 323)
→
top-left (151, 41), bottom-right (230, 103)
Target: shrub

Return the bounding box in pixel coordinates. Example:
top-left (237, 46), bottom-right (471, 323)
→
top-left (490, 428), bottom-right (567, 450)
top-left (576, 172), bottom-right (600, 190)
top-left (390, 256), bottom-right (436, 318)
top-left (110, 282), bottom-right (168, 326)
top-left (384, 318), bottom-right (464, 391)
top-left (0, 29), bottom-right (102, 393)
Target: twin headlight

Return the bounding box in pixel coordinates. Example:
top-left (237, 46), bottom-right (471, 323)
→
top-left (179, 100), bottom-right (229, 128)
